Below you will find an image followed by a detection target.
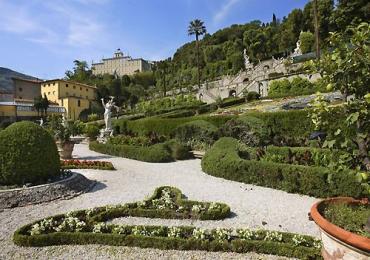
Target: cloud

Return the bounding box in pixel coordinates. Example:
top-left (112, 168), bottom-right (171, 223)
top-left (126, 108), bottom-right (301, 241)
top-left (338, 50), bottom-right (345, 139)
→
top-left (213, 0), bottom-right (241, 24)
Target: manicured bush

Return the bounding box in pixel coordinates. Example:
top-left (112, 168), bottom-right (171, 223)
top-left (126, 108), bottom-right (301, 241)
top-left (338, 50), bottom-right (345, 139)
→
top-left (173, 120), bottom-right (219, 144)
top-left (89, 141), bottom-right (173, 163)
top-left (108, 135), bottom-right (152, 147)
top-left (160, 109), bottom-right (196, 118)
top-left (201, 138), bottom-right (366, 198)
top-left (219, 116), bottom-right (268, 146)
top-left (87, 113), bottom-right (99, 122)
top-left (245, 91), bottom-right (261, 102)
top-left (0, 121), bottom-right (60, 185)
top-left (84, 124), bottom-right (100, 141)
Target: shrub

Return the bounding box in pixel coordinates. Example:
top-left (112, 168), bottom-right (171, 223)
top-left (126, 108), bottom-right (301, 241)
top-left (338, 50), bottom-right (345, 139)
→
top-left (219, 97), bottom-right (245, 108)
top-left (165, 140), bottom-right (192, 160)
top-left (173, 120), bottom-right (218, 144)
top-left (245, 91), bottom-right (261, 102)
top-left (219, 116), bottom-right (268, 146)
top-left (0, 121), bottom-right (60, 185)
top-left (108, 135), bottom-right (152, 147)
top-left (84, 124), bottom-right (100, 141)
top-left (201, 138), bottom-right (366, 198)
top-left (87, 114), bottom-right (99, 122)
top-left (267, 77), bottom-right (326, 98)
top-left (89, 142), bottom-right (173, 163)
top-left (160, 109), bottom-right (196, 118)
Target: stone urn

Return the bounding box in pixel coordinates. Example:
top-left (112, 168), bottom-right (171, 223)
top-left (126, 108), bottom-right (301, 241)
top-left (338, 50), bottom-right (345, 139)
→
top-left (56, 141), bottom-right (75, 159)
top-left (310, 197), bottom-right (370, 259)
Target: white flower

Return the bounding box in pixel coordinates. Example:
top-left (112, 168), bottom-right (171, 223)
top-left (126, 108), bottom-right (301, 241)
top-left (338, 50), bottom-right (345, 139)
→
top-left (92, 222), bottom-right (107, 233)
top-left (214, 228), bottom-right (232, 242)
top-left (168, 227), bottom-right (182, 238)
top-left (292, 234), bottom-right (307, 246)
top-left (208, 202), bottom-right (221, 211)
top-left (237, 229), bottom-right (256, 240)
top-left (264, 231), bottom-right (283, 242)
top-left (112, 225), bottom-right (128, 235)
top-left (192, 228), bottom-right (207, 240)
top-left (191, 204), bottom-right (204, 214)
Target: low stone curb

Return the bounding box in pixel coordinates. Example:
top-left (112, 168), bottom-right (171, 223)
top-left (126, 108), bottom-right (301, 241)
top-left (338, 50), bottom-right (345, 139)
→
top-left (0, 173), bottom-right (96, 209)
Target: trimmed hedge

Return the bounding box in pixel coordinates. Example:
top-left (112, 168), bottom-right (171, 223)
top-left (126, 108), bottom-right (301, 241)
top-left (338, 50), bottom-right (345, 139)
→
top-left (0, 121), bottom-right (60, 185)
top-left (219, 97), bottom-right (245, 108)
top-left (89, 140), bottom-right (191, 162)
top-left (13, 186), bottom-right (320, 259)
top-left (173, 120), bottom-right (219, 144)
top-left (60, 160), bottom-right (115, 170)
top-left (201, 138), bottom-right (366, 198)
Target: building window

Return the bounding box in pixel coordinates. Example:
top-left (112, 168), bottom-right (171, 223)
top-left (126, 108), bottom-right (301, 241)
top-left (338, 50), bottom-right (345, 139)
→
top-left (78, 100), bottom-right (81, 107)
top-left (80, 87), bottom-right (82, 90)
top-left (19, 88), bottom-right (23, 92)
top-left (86, 88), bottom-right (88, 92)
top-left (66, 84), bottom-right (69, 87)
top-left (48, 92), bottom-right (50, 95)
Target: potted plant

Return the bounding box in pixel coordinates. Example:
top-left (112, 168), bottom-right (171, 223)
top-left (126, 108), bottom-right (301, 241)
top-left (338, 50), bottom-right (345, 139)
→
top-left (48, 115), bottom-right (75, 159)
top-left (310, 197), bottom-right (370, 259)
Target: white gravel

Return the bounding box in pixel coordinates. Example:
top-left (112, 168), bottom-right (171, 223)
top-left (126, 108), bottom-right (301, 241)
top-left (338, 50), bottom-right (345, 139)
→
top-left (0, 143), bottom-right (320, 259)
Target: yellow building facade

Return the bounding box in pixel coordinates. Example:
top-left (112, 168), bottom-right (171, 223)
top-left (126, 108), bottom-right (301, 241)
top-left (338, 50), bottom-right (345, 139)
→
top-left (41, 79), bottom-right (96, 120)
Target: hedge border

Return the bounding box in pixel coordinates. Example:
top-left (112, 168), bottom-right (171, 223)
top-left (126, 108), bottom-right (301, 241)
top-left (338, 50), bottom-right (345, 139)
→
top-left (90, 186), bottom-right (231, 222)
top-left (61, 160), bottom-right (115, 170)
top-left (13, 225), bottom-right (321, 259)
top-left (201, 138), bottom-right (366, 198)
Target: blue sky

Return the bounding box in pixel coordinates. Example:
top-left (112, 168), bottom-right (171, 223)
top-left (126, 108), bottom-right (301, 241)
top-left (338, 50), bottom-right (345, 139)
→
top-left (0, 0), bottom-right (309, 79)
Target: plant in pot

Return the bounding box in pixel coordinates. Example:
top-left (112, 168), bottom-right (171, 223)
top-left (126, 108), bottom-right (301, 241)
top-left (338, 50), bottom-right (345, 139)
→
top-left (48, 115), bottom-right (74, 159)
top-left (308, 23), bottom-right (370, 259)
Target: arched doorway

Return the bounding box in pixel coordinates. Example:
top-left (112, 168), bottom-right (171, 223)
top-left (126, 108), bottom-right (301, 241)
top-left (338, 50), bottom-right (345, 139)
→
top-left (229, 89), bottom-right (237, 97)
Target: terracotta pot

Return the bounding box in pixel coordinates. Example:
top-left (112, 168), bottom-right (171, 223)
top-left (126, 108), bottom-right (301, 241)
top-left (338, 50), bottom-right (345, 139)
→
top-left (310, 197), bottom-right (370, 259)
top-left (56, 141), bottom-right (75, 159)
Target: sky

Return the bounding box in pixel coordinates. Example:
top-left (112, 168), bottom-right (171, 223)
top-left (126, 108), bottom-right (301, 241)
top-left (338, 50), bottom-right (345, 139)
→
top-left (0, 0), bottom-right (309, 79)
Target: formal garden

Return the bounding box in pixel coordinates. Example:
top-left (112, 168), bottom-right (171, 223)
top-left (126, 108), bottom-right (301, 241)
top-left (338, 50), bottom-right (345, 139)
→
top-left (0, 16), bottom-right (369, 260)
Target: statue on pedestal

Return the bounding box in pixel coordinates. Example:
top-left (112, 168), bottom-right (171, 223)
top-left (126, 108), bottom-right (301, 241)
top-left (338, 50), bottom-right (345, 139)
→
top-left (98, 97), bottom-right (119, 143)
top-left (101, 96), bottom-right (119, 131)
top-left (292, 39), bottom-right (302, 57)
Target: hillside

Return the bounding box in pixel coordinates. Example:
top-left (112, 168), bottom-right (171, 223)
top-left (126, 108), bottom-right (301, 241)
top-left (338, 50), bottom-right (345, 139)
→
top-left (0, 67), bottom-right (39, 94)
top-left (153, 0), bottom-right (369, 93)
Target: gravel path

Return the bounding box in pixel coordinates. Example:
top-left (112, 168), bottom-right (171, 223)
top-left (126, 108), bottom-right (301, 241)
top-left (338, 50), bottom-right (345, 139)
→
top-left (0, 144), bottom-right (320, 259)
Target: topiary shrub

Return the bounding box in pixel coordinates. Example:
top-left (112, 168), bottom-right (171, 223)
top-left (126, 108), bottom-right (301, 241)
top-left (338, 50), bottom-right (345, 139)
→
top-left (173, 120), bottom-right (218, 145)
top-left (219, 116), bottom-right (268, 146)
top-left (0, 121), bottom-right (60, 186)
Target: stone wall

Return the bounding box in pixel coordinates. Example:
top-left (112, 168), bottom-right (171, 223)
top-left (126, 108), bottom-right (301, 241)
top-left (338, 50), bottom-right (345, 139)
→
top-left (0, 173), bottom-right (95, 209)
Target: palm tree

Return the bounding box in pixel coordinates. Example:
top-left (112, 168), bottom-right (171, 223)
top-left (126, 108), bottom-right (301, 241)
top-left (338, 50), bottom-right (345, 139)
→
top-left (188, 19), bottom-right (206, 89)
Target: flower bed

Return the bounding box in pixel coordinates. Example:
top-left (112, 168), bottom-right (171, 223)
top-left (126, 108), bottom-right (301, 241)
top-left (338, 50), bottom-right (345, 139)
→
top-left (61, 160), bottom-right (115, 170)
top-left (13, 186), bottom-right (321, 259)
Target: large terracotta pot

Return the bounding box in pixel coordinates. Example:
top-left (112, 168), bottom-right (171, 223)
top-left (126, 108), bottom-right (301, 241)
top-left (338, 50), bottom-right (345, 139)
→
top-left (56, 141), bottom-right (75, 159)
top-left (310, 197), bottom-right (370, 260)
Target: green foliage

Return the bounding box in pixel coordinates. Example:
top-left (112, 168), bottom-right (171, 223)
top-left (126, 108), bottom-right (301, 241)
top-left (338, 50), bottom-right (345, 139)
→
top-left (173, 120), bottom-right (219, 144)
top-left (201, 138), bottom-right (367, 198)
top-left (219, 97), bottom-right (245, 108)
top-left (0, 121), bottom-right (60, 185)
top-left (87, 114), bottom-right (99, 122)
top-left (245, 91), bottom-right (261, 102)
top-left (89, 140), bottom-right (190, 162)
top-left (323, 202), bottom-right (370, 238)
top-left (299, 31), bottom-right (315, 54)
top-left (313, 23), bottom-right (370, 172)
top-left (219, 116), bottom-right (268, 147)
top-left (268, 77), bottom-right (325, 98)
top-left (61, 160), bottom-right (115, 170)
top-left (108, 135), bottom-right (152, 147)
top-left (84, 124), bottom-right (100, 141)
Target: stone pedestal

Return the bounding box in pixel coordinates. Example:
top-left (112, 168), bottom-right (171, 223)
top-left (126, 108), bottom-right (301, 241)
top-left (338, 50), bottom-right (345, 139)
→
top-left (97, 129), bottom-right (113, 144)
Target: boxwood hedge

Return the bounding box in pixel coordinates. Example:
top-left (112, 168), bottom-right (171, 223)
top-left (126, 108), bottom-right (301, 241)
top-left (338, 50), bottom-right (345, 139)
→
top-left (89, 140), bottom-right (191, 163)
top-left (201, 138), bottom-right (366, 198)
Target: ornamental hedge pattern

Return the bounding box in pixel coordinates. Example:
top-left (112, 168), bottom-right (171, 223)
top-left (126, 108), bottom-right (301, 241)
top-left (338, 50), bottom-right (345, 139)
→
top-left (13, 186), bottom-right (321, 259)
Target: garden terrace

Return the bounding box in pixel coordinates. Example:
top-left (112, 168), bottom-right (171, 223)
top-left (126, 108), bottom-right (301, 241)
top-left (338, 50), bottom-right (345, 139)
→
top-left (201, 138), bottom-right (367, 198)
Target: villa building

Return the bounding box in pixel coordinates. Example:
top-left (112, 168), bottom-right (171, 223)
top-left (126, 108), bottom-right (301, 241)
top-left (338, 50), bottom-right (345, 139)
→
top-left (41, 79), bottom-right (97, 120)
top-left (91, 49), bottom-right (151, 77)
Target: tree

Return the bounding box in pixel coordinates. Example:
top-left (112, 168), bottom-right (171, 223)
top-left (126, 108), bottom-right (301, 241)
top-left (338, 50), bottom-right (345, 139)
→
top-left (41, 94), bottom-right (50, 116)
top-left (311, 22), bottom-right (370, 171)
top-left (188, 19), bottom-right (207, 89)
top-left (331, 0), bottom-right (370, 31)
top-left (33, 96), bottom-right (43, 117)
top-left (299, 31), bottom-right (315, 53)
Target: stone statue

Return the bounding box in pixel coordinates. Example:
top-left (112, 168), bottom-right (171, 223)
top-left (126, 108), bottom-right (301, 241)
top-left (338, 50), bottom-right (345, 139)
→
top-left (101, 96), bottom-right (119, 131)
top-left (292, 39), bottom-right (302, 57)
top-left (243, 49), bottom-right (253, 70)
top-left (39, 118), bottom-right (43, 126)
